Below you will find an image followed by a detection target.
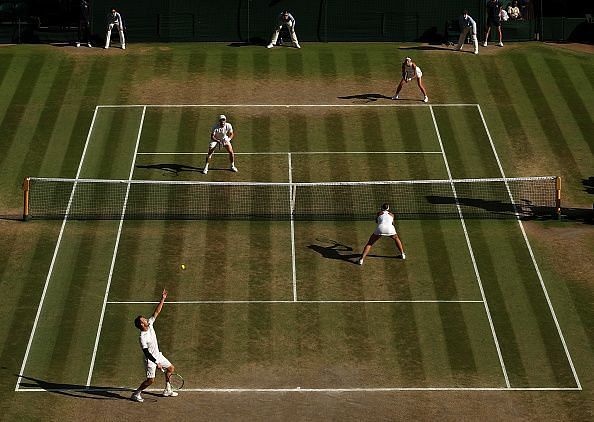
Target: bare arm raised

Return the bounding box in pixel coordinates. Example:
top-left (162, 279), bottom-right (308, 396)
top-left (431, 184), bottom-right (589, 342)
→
top-left (152, 289), bottom-right (168, 320)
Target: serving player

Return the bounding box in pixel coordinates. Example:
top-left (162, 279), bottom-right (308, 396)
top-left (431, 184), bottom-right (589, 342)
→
top-left (358, 203), bottom-right (405, 265)
top-left (392, 57), bottom-right (428, 103)
top-left (131, 289), bottom-right (178, 402)
top-left (202, 114), bottom-right (237, 175)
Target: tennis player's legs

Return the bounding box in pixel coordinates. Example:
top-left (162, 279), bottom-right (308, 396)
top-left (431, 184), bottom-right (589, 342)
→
top-left (393, 77), bottom-right (407, 99)
top-left (105, 23), bottom-right (115, 48)
top-left (456, 27), bottom-right (470, 50)
top-left (389, 234), bottom-right (405, 256)
top-left (358, 233), bottom-right (381, 264)
top-left (223, 141), bottom-right (237, 171)
top-left (203, 142), bottom-right (218, 173)
top-left (416, 76), bottom-right (428, 98)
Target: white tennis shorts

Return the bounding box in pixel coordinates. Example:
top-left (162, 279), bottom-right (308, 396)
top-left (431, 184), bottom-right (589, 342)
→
top-left (209, 139), bottom-right (231, 149)
top-left (415, 66), bottom-right (423, 79)
top-left (374, 224), bottom-right (397, 236)
top-left (145, 354), bottom-right (172, 378)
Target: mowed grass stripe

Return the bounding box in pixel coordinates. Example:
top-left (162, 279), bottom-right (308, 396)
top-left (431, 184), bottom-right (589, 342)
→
top-left (0, 229), bottom-right (59, 388)
top-left (324, 114), bottom-right (372, 360)
top-left (479, 58), bottom-right (534, 160)
top-left (506, 235), bottom-right (577, 386)
top-left (510, 55), bottom-right (583, 183)
top-left (432, 106), bottom-right (501, 179)
top-left (0, 55), bottom-right (51, 171)
top-left (11, 59), bottom-right (76, 191)
top-left (44, 225), bottom-right (106, 382)
top-left (318, 49), bottom-right (337, 80)
top-left (56, 58), bottom-right (110, 178)
top-left (464, 220), bottom-right (529, 385)
top-left (543, 57), bottom-right (594, 156)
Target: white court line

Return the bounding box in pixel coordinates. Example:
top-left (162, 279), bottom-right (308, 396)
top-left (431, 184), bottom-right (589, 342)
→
top-left (15, 106), bottom-right (100, 392)
top-left (430, 105), bottom-right (510, 389)
top-left (107, 300), bottom-right (484, 304)
top-left (86, 106), bottom-right (147, 387)
top-left (136, 151), bottom-right (442, 155)
top-left (288, 153), bottom-right (297, 302)
top-left (16, 386), bottom-right (582, 393)
top-left (476, 104), bottom-right (582, 390)
top-left (97, 104), bottom-right (479, 108)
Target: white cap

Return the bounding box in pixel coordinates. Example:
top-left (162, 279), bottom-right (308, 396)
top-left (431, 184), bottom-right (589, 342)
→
top-left (219, 114), bottom-right (226, 120)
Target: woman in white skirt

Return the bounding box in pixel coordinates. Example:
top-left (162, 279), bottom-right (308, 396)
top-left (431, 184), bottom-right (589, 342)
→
top-left (358, 203), bottom-right (405, 265)
top-left (392, 57), bottom-right (428, 103)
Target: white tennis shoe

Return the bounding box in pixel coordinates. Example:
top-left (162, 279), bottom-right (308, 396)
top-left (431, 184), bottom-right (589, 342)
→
top-left (423, 96), bottom-right (428, 103)
top-left (400, 253), bottom-right (406, 260)
top-left (295, 43), bottom-right (301, 49)
top-left (391, 95), bottom-right (399, 100)
top-left (131, 392), bottom-right (144, 402)
top-left (266, 43), bottom-right (274, 49)
top-left (230, 165), bottom-right (238, 172)
top-left (483, 41), bottom-right (488, 47)
top-left (162, 389), bottom-right (178, 397)
top-left (498, 41), bottom-right (503, 47)
top-left (357, 258), bottom-right (364, 265)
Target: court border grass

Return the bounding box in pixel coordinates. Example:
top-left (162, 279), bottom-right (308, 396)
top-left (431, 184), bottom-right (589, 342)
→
top-left (15, 103), bottom-right (581, 393)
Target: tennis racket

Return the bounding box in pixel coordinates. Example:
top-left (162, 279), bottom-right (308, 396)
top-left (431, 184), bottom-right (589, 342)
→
top-left (161, 368), bottom-right (185, 390)
top-left (169, 372), bottom-right (184, 390)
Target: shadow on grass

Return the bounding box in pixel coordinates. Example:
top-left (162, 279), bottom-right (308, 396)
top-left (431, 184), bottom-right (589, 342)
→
top-left (337, 93), bottom-right (392, 102)
top-left (307, 240), bottom-right (359, 264)
top-left (398, 45), bottom-right (453, 51)
top-left (136, 163), bottom-right (202, 175)
top-left (17, 375), bottom-right (133, 401)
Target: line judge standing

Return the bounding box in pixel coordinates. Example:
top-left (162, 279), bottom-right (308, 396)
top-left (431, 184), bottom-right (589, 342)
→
top-left (267, 11), bottom-right (300, 49)
top-left (105, 8), bottom-right (125, 49)
top-left (455, 10), bottom-right (479, 55)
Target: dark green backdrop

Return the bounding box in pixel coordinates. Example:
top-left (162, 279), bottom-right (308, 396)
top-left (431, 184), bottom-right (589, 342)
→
top-left (89, 0), bottom-right (480, 43)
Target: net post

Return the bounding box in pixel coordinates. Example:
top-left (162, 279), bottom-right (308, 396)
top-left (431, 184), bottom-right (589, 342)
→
top-left (555, 176), bottom-right (561, 219)
top-left (22, 177), bottom-right (31, 221)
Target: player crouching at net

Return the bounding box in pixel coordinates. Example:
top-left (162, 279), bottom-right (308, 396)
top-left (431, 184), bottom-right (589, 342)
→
top-left (131, 289), bottom-right (178, 402)
top-left (202, 114), bottom-right (237, 175)
top-left (358, 203), bottom-right (405, 265)
top-left (392, 57), bottom-right (428, 103)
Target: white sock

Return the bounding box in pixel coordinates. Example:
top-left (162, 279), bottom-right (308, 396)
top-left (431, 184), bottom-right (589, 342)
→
top-left (166, 382), bottom-right (171, 390)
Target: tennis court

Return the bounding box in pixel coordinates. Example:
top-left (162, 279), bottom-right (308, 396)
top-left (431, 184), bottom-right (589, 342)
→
top-left (15, 103), bottom-right (580, 393)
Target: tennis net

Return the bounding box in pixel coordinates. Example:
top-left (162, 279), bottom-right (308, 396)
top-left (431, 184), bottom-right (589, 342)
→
top-left (22, 176), bottom-right (560, 221)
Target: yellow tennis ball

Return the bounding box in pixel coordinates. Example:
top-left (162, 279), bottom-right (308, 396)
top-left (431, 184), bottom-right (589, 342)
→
top-left (181, 264), bottom-right (186, 270)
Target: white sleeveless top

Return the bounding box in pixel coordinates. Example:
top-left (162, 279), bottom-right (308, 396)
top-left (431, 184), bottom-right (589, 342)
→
top-left (374, 210), bottom-right (397, 236)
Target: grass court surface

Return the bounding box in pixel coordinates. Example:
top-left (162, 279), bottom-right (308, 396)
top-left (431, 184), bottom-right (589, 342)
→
top-left (0, 42), bottom-right (593, 420)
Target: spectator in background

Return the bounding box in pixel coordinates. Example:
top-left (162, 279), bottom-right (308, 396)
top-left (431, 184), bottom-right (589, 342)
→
top-left (267, 11), bottom-right (300, 49)
top-left (508, 1), bottom-right (522, 20)
top-left (454, 10), bottom-right (479, 55)
top-left (484, 0), bottom-right (504, 47)
top-left (105, 8), bottom-right (125, 49)
top-left (76, 0), bottom-right (92, 47)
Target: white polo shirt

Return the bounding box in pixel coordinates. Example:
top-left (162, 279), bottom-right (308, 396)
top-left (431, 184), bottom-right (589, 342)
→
top-left (211, 122), bottom-right (233, 142)
top-left (139, 317), bottom-right (161, 360)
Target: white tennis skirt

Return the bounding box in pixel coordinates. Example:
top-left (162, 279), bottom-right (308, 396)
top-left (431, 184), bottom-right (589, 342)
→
top-left (374, 224), bottom-right (397, 236)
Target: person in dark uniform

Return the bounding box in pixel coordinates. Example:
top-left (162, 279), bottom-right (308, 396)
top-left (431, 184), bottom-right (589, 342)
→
top-left (484, 0), bottom-right (504, 47)
top-left (77, 0), bottom-right (92, 47)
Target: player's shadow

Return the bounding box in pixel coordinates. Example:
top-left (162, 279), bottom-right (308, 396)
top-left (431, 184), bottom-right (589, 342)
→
top-left (398, 45), bottom-right (453, 51)
top-left (337, 93), bottom-right (392, 102)
top-left (136, 163), bottom-right (202, 175)
top-left (307, 240), bottom-right (360, 264)
top-left (16, 375), bottom-right (131, 401)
